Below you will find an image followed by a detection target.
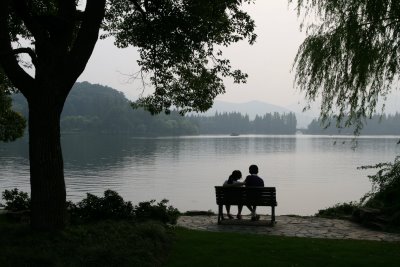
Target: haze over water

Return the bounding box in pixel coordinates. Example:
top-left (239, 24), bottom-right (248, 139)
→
top-left (1, 134), bottom-right (399, 215)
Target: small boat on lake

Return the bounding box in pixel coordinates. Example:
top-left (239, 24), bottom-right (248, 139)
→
top-left (230, 133), bottom-right (240, 136)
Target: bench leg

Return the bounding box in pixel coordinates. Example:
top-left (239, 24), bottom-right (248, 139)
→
top-left (271, 206), bottom-right (276, 225)
top-left (218, 205), bottom-right (223, 224)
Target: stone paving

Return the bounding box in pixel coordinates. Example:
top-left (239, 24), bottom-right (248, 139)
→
top-left (177, 215), bottom-right (400, 242)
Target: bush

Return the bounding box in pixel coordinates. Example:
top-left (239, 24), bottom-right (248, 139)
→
top-left (69, 189), bottom-right (134, 222)
top-left (316, 202), bottom-right (359, 218)
top-left (1, 188), bottom-right (181, 225)
top-left (358, 156), bottom-right (400, 227)
top-left (134, 199), bottom-right (180, 225)
top-left (69, 190), bottom-right (180, 225)
top-left (1, 188), bottom-right (30, 211)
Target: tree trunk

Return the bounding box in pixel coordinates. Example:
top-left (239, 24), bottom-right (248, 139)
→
top-left (28, 92), bottom-right (67, 231)
top-left (0, 0), bottom-right (106, 231)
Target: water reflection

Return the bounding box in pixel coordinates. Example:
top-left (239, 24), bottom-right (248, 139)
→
top-left (62, 135), bottom-right (158, 169)
top-left (0, 134), bottom-right (399, 215)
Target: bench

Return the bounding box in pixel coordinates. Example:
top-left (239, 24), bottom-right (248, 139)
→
top-left (215, 186), bottom-right (277, 225)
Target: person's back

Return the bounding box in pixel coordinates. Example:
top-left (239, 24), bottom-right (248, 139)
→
top-left (244, 165), bottom-right (264, 187)
top-left (244, 164), bottom-right (264, 221)
top-left (244, 174), bottom-right (264, 187)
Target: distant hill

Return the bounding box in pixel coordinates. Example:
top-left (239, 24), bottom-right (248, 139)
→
top-left (11, 82), bottom-right (299, 135)
top-left (11, 82), bottom-right (198, 136)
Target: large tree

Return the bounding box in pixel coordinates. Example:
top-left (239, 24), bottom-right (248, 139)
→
top-left (0, 0), bottom-right (256, 230)
top-left (291, 0), bottom-right (400, 132)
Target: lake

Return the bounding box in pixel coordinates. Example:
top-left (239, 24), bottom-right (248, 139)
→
top-left (0, 134), bottom-right (399, 215)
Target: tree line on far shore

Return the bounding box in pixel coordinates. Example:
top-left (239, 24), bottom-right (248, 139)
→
top-left (190, 112), bottom-right (296, 134)
top-left (306, 115), bottom-right (400, 135)
top-left (11, 82), bottom-right (297, 136)
top-left (12, 82), bottom-right (400, 136)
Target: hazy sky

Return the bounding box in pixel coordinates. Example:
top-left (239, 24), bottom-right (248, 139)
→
top-left (78, 1), bottom-right (306, 107)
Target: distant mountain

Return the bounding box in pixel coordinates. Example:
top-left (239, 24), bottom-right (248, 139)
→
top-left (197, 100), bottom-right (316, 128)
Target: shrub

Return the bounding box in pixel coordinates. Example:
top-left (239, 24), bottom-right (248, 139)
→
top-left (1, 188), bottom-right (30, 211)
top-left (134, 199), bottom-right (180, 225)
top-left (316, 202), bottom-right (359, 218)
top-left (69, 189), bottom-right (134, 222)
top-left (1, 188), bottom-right (181, 226)
top-left (358, 156), bottom-right (400, 227)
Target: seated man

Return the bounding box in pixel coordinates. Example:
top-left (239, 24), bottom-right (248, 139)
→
top-left (244, 164), bottom-right (264, 221)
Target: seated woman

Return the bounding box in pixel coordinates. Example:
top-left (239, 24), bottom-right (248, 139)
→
top-left (222, 170), bottom-right (244, 219)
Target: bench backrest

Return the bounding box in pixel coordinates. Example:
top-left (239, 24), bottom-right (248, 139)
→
top-left (215, 186), bottom-right (277, 206)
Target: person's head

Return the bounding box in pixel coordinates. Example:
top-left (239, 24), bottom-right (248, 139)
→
top-left (229, 170), bottom-right (242, 181)
top-left (249, 165), bottom-right (258, 175)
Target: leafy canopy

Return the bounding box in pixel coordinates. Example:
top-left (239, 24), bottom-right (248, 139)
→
top-left (2, 0), bottom-right (256, 115)
top-left (291, 0), bottom-right (400, 133)
top-left (0, 70), bottom-right (26, 142)
top-left (104, 0), bottom-right (256, 114)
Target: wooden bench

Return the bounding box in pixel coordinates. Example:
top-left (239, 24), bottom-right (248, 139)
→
top-left (215, 186), bottom-right (277, 225)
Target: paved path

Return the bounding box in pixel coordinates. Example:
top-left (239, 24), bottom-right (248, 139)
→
top-left (177, 215), bottom-right (400, 242)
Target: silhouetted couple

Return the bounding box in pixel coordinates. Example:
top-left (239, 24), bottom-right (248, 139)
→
top-left (222, 164), bottom-right (264, 221)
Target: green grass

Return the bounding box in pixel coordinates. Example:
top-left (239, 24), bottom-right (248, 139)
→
top-left (2, 214), bottom-right (400, 267)
top-left (165, 228), bottom-right (400, 267)
top-left (0, 214), bottom-right (172, 267)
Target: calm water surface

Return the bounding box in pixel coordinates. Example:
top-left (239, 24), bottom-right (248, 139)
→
top-left (0, 134), bottom-right (399, 215)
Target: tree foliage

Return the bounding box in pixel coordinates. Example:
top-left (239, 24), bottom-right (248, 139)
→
top-left (358, 157), bottom-right (400, 227)
top-left (291, 0), bottom-right (400, 133)
top-left (1, 188), bottom-right (31, 211)
top-left (104, 0), bottom-right (256, 114)
top-left (0, 70), bottom-right (26, 142)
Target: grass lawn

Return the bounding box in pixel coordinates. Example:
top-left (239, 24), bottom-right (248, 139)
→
top-left (0, 214), bottom-right (172, 267)
top-left (165, 228), bottom-right (400, 267)
top-left (2, 212), bottom-right (400, 267)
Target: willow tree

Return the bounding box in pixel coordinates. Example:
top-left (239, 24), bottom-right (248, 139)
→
top-left (0, 0), bottom-right (256, 230)
top-left (291, 0), bottom-right (400, 132)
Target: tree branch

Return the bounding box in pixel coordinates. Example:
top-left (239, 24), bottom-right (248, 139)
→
top-left (68, 0), bottom-right (106, 83)
top-left (12, 47), bottom-right (37, 66)
top-left (0, 0), bottom-right (34, 97)
top-left (55, 0), bottom-right (77, 47)
top-left (11, 0), bottom-right (48, 41)
top-left (356, 16), bottom-right (400, 28)
top-left (130, 0), bottom-right (148, 22)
